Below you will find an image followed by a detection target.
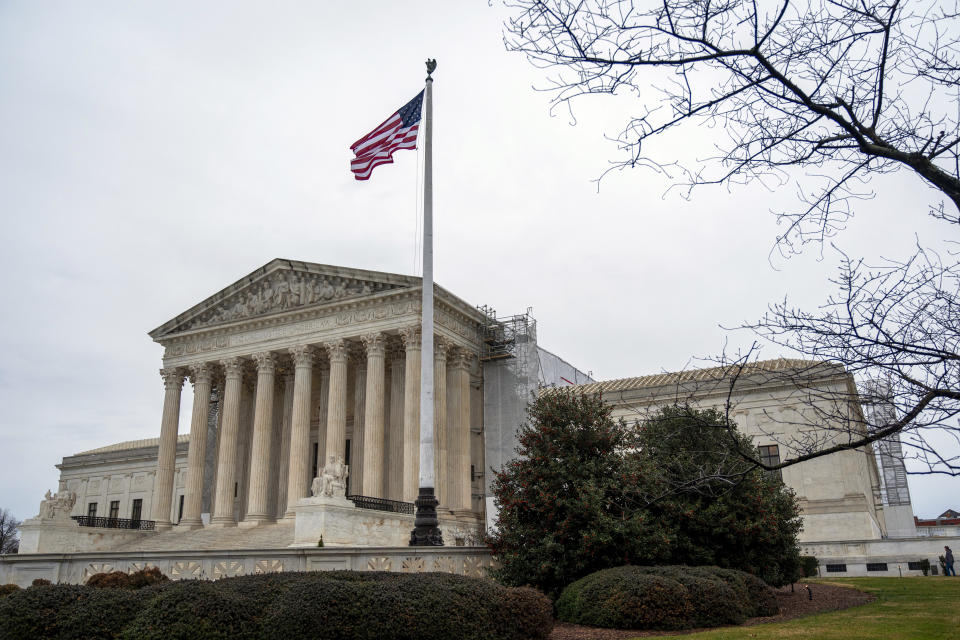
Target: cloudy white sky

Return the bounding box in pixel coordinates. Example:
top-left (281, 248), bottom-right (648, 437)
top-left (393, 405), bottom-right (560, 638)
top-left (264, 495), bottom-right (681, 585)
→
top-left (0, 1), bottom-right (956, 523)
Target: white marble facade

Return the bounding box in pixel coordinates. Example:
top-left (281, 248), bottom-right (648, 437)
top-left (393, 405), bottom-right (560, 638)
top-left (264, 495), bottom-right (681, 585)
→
top-left (24, 260), bottom-right (917, 561)
top-left (567, 360), bottom-right (892, 544)
top-left (141, 260), bottom-right (487, 533)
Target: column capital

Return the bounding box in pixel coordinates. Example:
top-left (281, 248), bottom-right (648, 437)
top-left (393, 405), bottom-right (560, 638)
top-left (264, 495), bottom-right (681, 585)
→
top-left (160, 368), bottom-right (185, 390)
top-left (220, 357), bottom-right (244, 379)
top-left (324, 339), bottom-right (350, 363)
top-left (399, 326), bottom-right (421, 350)
top-left (362, 332), bottom-right (386, 357)
top-left (450, 348), bottom-right (474, 371)
top-left (434, 336), bottom-right (451, 360)
top-left (253, 351), bottom-right (277, 374)
top-left (188, 362), bottom-right (215, 386)
top-left (289, 344), bottom-right (317, 368)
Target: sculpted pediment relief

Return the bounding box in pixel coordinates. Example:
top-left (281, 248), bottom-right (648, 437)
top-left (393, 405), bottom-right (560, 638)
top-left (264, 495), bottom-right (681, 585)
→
top-left (166, 269), bottom-right (406, 335)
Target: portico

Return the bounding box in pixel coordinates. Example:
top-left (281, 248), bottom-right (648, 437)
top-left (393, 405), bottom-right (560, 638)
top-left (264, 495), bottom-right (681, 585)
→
top-left (147, 259), bottom-right (485, 533)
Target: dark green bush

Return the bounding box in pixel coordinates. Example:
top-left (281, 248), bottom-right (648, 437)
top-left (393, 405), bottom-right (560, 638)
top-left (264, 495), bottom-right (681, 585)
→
top-left (259, 571), bottom-right (552, 640)
top-left (120, 579), bottom-right (263, 640)
top-left (52, 587), bottom-right (147, 640)
top-left (556, 567), bottom-right (693, 630)
top-left (0, 584), bottom-right (88, 638)
top-left (800, 555), bottom-right (819, 577)
top-left (0, 570), bottom-right (551, 640)
top-left (556, 565), bottom-right (778, 630)
top-left (0, 583), bottom-right (21, 597)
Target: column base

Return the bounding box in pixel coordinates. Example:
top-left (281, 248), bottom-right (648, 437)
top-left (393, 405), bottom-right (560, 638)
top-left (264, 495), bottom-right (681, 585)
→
top-left (207, 519), bottom-right (238, 528)
top-left (239, 517), bottom-right (275, 528)
top-left (409, 487), bottom-right (444, 546)
top-left (154, 521), bottom-right (173, 532)
top-left (176, 521), bottom-right (204, 531)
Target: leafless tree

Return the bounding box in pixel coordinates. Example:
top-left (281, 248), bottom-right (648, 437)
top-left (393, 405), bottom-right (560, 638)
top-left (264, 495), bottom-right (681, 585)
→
top-left (0, 508), bottom-right (21, 555)
top-left (503, 0), bottom-right (960, 250)
top-left (504, 0), bottom-right (960, 475)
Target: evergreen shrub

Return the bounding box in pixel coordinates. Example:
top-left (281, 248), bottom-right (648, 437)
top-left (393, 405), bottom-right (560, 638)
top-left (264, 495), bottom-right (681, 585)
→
top-left (0, 583), bottom-right (21, 597)
top-left (800, 556), bottom-right (819, 577)
top-left (555, 565), bottom-right (778, 630)
top-left (0, 570), bottom-right (552, 640)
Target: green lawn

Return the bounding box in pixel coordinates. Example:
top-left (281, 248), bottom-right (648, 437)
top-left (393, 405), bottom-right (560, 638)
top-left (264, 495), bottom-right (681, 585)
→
top-left (645, 577), bottom-right (960, 640)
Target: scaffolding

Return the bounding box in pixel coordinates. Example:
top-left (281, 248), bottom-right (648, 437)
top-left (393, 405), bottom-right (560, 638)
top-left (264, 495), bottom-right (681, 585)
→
top-left (862, 379), bottom-right (913, 507)
top-left (477, 305), bottom-right (537, 362)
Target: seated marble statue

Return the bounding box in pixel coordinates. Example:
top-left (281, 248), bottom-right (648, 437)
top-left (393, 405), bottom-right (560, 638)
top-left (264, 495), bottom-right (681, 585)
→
top-left (313, 455), bottom-right (350, 498)
top-left (38, 489), bottom-right (77, 520)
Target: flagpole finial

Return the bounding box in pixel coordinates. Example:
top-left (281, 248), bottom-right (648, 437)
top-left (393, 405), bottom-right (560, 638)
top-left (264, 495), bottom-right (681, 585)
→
top-left (425, 59), bottom-right (437, 80)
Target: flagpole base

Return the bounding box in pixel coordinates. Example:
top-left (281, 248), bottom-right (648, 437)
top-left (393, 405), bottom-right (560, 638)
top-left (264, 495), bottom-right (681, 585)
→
top-left (409, 487), bottom-right (444, 546)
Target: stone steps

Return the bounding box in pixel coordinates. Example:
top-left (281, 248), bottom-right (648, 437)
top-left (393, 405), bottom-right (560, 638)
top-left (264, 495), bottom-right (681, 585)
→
top-left (113, 521), bottom-right (295, 552)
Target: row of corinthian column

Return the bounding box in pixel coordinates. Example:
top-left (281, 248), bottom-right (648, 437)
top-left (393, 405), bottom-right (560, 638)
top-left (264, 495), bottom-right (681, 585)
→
top-left (151, 330), bottom-right (475, 530)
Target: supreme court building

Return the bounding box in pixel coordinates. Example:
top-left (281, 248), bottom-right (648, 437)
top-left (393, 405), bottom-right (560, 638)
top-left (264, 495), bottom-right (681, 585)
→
top-left (7, 258), bottom-right (957, 585)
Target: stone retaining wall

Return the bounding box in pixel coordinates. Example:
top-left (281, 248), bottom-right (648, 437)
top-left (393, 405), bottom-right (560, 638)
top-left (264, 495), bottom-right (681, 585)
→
top-left (802, 535), bottom-right (960, 576)
top-left (0, 546), bottom-right (495, 587)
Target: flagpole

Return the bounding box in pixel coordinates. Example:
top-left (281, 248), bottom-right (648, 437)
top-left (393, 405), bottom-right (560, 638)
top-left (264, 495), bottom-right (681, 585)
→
top-left (410, 58), bottom-right (443, 546)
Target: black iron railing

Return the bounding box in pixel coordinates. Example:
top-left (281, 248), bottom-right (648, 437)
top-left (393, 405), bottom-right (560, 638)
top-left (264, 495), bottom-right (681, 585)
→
top-left (72, 516), bottom-right (156, 531)
top-left (346, 495), bottom-right (414, 515)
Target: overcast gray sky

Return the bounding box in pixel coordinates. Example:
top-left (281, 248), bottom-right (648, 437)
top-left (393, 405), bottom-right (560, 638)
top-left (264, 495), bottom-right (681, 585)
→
top-left (1, 1), bottom-right (956, 523)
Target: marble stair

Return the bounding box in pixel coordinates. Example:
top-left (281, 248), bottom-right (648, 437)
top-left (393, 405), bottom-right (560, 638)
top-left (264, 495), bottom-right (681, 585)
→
top-left (112, 521), bottom-right (295, 552)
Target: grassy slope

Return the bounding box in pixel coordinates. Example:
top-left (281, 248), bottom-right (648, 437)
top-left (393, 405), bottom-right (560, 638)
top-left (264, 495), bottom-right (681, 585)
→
top-left (644, 578), bottom-right (960, 640)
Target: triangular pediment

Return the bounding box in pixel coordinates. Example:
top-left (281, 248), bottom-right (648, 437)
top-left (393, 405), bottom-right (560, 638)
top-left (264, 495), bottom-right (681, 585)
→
top-left (150, 259), bottom-right (419, 339)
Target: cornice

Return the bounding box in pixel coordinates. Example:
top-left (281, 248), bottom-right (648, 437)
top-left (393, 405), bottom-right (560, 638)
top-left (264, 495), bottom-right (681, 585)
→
top-left (149, 259), bottom-right (486, 341)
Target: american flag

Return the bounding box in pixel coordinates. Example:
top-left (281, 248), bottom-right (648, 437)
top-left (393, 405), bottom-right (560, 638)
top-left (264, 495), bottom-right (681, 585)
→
top-left (350, 91), bottom-right (424, 180)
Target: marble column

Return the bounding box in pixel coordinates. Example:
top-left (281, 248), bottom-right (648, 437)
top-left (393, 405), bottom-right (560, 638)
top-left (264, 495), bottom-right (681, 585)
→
top-left (433, 338), bottom-right (449, 506)
top-left (362, 332), bottom-right (386, 498)
top-left (387, 343), bottom-right (405, 501)
top-left (284, 345), bottom-right (315, 518)
top-left (316, 361), bottom-right (330, 478)
top-left (180, 362), bottom-right (214, 528)
top-left (324, 339), bottom-right (349, 474)
top-left (244, 352), bottom-right (276, 524)
top-left (276, 371), bottom-right (295, 519)
top-left (210, 358), bottom-right (244, 526)
top-left (352, 351), bottom-right (367, 496)
top-left (152, 368), bottom-right (184, 529)
top-left (448, 350), bottom-right (473, 514)
top-left (399, 327), bottom-right (421, 502)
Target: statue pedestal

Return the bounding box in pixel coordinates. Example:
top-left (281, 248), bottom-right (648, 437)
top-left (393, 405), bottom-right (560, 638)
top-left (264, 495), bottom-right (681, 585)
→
top-left (290, 495), bottom-right (415, 548)
top-left (18, 516), bottom-right (81, 553)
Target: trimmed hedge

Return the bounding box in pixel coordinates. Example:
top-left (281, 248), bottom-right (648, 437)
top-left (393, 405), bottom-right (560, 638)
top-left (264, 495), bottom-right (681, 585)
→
top-left (555, 565), bottom-right (778, 630)
top-left (0, 571), bottom-right (552, 640)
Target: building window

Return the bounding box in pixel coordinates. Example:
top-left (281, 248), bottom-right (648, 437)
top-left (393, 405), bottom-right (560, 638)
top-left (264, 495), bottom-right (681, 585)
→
top-left (312, 443), bottom-right (319, 480)
top-left (109, 501), bottom-right (119, 519)
top-left (866, 563), bottom-right (888, 572)
top-left (178, 495), bottom-right (185, 523)
top-left (758, 445), bottom-right (782, 480)
top-left (825, 564), bottom-right (847, 573)
top-left (907, 561), bottom-right (925, 571)
top-left (131, 498), bottom-right (142, 522)
top-left (87, 502), bottom-right (97, 518)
